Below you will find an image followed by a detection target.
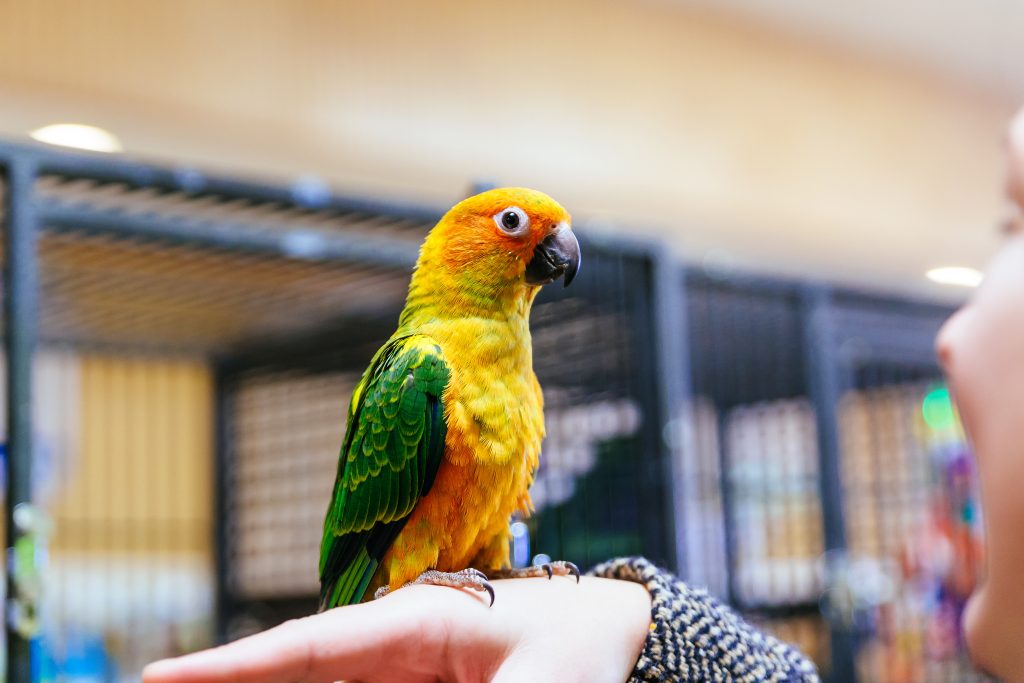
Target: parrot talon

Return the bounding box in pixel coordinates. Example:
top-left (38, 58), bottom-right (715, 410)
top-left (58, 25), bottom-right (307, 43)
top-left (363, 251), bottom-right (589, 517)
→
top-left (486, 560), bottom-right (581, 583)
top-left (540, 560), bottom-right (580, 583)
top-left (388, 568), bottom-right (496, 606)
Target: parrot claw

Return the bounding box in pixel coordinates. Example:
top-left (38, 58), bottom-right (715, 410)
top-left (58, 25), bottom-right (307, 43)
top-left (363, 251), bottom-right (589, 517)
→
top-left (486, 560), bottom-right (581, 583)
top-left (544, 560), bottom-right (580, 583)
top-left (564, 561), bottom-right (582, 583)
top-left (384, 568), bottom-right (495, 606)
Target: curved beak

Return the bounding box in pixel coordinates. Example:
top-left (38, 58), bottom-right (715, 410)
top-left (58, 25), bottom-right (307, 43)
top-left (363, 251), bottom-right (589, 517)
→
top-left (525, 224), bottom-right (581, 287)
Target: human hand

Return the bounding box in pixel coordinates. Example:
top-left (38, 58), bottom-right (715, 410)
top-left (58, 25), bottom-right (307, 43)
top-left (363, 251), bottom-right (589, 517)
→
top-left (142, 576), bottom-right (651, 683)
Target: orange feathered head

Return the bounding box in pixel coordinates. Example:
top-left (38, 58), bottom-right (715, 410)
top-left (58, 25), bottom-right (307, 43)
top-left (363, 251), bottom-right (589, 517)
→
top-left (424, 187), bottom-right (580, 290)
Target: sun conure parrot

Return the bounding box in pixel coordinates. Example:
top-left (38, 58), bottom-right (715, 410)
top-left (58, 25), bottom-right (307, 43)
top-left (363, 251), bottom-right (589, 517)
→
top-left (319, 187), bottom-right (581, 610)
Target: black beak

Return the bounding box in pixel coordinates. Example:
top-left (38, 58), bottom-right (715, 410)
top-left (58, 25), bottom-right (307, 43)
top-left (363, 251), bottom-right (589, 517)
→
top-left (525, 225), bottom-right (581, 287)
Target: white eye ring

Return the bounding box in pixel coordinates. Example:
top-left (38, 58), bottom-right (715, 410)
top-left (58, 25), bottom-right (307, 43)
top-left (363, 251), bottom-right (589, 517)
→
top-left (493, 206), bottom-right (530, 236)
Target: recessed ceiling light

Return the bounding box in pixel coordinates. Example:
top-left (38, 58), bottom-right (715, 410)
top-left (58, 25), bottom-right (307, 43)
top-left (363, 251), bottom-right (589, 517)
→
top-left (925, 266), bottom-right (983, 288)
top-left (29, 123), bottom-right (123, 153)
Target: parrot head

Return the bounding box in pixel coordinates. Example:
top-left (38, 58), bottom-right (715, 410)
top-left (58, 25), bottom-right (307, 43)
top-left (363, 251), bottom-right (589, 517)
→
top-left (423, 187), bottom-right (581, 292)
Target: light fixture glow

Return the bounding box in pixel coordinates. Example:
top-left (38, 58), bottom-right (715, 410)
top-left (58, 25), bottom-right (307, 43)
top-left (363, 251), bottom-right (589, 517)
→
top-left (29, 123), bottom-right (123, 153)
top-left (926, 266), bottom-right (983, 288)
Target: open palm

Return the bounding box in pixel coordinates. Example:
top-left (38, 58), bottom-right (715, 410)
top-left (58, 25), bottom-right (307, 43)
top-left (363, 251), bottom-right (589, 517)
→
top-left (143, 577), bottom-right (650, 683)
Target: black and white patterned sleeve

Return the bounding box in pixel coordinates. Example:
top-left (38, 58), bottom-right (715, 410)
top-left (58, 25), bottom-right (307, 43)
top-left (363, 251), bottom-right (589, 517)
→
top-left (588, 557), bottom-right (821, 683)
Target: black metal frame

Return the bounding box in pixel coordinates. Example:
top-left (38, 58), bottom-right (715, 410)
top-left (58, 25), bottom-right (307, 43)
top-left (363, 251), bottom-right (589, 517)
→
top-left (653, 251), bottom-right (691, 575)
top-left (803, 286), bottom-right (857, 683)
top-left (685, 267), bottom-right (958, 682)
top-left (2, 145), bottom-right (40, 683)
top-left (822, 288), bottom-right (952, 682)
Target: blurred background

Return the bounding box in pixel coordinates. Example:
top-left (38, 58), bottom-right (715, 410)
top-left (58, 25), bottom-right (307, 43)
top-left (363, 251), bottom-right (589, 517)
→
top-left (0, 1), bottom-right (1019, 681)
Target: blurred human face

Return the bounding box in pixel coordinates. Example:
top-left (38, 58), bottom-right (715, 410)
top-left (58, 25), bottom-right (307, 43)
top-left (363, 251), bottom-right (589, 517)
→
top-left (935, 219), bottom-right (1024, 456)
top-left (937, 109), bottom-right (1024, 457)
top-left (933, 109), bottom-right (1024, 680)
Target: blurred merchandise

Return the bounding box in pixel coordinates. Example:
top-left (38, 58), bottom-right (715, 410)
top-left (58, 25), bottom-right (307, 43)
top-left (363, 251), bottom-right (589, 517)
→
top-left (843, 383), bottom-right (985, 683)
top-left (673, 398), bottom-right (729, 598)
top-left (726, 399), bottom-right (823, 607)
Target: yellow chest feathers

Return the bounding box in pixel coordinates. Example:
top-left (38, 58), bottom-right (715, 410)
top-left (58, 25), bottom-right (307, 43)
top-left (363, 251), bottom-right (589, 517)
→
top-left (425, 317), bottom-right (544, 468)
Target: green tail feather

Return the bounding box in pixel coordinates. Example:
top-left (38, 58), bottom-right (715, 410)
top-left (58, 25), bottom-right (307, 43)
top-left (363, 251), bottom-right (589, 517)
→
top-left (321, 549), bottom-right (378, 611)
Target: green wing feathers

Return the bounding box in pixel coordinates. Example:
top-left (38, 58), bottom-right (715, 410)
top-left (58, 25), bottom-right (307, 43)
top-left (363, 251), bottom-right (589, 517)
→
top-left (319, 335), bottom-right (449, 610)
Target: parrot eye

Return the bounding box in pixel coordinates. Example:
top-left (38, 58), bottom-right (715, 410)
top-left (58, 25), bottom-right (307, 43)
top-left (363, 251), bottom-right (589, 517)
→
top-left (493, 206), bottom-right (530, 237)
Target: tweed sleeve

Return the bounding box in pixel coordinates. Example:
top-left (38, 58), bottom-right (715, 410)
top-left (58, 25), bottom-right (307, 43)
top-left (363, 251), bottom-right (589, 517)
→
top-left (588, 557), bottom-right (821, 683)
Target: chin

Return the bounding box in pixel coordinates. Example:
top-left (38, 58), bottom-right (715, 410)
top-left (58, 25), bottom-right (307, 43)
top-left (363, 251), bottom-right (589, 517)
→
top-left (963, 592), bottom-right (987, 669)
top-left (964, 590), bottom-right (1024, 682)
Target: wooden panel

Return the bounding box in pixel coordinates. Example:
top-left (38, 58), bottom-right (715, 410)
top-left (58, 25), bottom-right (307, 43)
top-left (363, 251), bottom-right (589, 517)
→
top-left (49, 354), bottom-right (213, 556)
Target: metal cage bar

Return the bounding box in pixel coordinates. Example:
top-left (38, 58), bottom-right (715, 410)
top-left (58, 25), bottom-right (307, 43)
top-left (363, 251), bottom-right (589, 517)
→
top-left (802, 286), bottom-right (856, 683)
top-left (36, 200), bottom-right (421, 270)
top-left (652, 250), bottom-right (690, 575)
top-left (0, 140), bottom-right (443, 224)
top-left (3, 152), bottom-right (40, 683)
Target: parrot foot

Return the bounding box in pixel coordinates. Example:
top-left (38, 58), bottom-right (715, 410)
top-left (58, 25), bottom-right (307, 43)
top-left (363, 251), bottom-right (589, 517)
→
top-left (487, 560), bottom-right (581, 583)
top-left (374, 568), bottom-right (496, 606)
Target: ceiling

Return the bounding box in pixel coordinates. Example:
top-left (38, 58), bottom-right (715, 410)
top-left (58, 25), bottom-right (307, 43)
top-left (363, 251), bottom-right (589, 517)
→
top-left (680, 0), bottom-right (1024, 96)
top-left (0, 0), bottom-right (1017, 303)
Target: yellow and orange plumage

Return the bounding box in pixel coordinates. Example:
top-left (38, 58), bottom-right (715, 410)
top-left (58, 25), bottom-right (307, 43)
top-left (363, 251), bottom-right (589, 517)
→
top-left (319, 188), bottom-right (580, 609)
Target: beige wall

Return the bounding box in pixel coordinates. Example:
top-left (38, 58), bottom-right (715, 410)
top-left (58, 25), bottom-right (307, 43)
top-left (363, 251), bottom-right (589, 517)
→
top-left (0, 0), bottom-right (1013, 296)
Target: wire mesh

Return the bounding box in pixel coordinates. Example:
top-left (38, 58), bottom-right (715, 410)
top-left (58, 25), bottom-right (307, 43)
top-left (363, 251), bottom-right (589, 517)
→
top-left (839, 374), bottom-right (986, 678)
top-left (684, 273), bottom-right (832, 672)
top-left (683, 273), bottom-right (992, 682)
top-left (219, 243), bottom-right (673, 635)
top-left (28, 169), bottom-right (424, 355)
top-left (0, 144), bottom-right (441, 678)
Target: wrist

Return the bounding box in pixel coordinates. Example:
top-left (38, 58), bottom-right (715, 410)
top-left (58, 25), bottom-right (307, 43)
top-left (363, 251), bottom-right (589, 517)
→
top-left (485, 575), bottom-right (651, 682)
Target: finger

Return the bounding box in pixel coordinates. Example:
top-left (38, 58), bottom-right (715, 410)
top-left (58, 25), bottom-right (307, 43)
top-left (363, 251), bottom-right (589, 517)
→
top-left (143, 604), bottom-right (395, 683)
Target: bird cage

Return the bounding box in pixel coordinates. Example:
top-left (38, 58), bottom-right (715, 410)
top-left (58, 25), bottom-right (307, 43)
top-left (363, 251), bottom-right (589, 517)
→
top-left (680, 269), bottom-right (986, 683)
top-left (215, 224), bottom-right (680, 638)
top-left (0, 140), bottom-right (681, 679)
